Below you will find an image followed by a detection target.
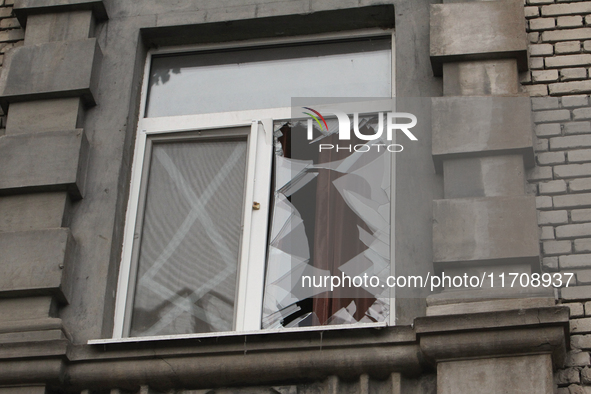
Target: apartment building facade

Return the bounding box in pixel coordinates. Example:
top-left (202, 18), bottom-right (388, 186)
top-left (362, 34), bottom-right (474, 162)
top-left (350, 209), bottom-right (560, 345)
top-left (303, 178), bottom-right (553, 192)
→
top-left (0, 0), bottom-right (589, 393)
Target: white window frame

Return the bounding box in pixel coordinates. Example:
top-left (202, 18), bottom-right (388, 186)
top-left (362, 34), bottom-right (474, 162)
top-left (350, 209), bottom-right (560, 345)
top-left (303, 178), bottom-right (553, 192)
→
top-left (108, 28), bottom-right (397, 342)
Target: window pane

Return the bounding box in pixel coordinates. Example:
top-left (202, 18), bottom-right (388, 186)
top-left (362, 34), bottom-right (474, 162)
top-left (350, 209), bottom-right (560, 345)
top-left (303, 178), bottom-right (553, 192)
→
top-left (130, 137), bottom-right (248, 337)
top-left (146, 37), bottom-right (391, 117)
top-left (263, 118), bottom-right (391, 329)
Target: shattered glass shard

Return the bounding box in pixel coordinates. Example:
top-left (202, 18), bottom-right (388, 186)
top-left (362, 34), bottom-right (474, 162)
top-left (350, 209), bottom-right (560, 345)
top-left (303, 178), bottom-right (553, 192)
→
top-left (262, 117), bottom-right (391, 329)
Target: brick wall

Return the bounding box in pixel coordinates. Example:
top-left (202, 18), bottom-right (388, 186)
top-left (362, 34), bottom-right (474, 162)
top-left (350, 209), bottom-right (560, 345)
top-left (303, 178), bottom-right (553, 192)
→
top-left (524, 0), bottom-right (591, 392)
top-left (523, 0), bottom-right (591, 97)
top-left (0, 0), bottom-right (21, 135)
top-left (529, 97), bottom-right (591, 391)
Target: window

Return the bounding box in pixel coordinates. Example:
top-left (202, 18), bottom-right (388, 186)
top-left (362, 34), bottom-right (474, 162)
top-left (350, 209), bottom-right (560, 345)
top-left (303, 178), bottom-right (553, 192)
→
top-left (113, 30), bottom-right (395, 339)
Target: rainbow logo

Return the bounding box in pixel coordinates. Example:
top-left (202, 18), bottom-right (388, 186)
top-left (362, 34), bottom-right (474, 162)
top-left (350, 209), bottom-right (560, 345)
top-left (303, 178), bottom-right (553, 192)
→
top-left (303, 107), bottom-right (328, 131)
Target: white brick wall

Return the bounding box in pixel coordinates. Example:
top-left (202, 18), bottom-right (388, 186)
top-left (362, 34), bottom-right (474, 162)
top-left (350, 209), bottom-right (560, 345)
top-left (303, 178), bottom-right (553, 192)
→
top-left (525, 0), bottom-right (591, 372)
top-left (524, 0), bottom-right (591, 97)
top-left (529, 94), bottom-right (591, 390)
top-left (464, 2), bottom-right (589, 387)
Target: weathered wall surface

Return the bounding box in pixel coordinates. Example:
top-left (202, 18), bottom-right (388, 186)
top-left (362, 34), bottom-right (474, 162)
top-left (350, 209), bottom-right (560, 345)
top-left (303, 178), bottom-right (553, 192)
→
top-left (0, 1), bottom-right (443, 392)
top-left (0, 0), bottom-right (440, 344)
top-left (0, 0), bottom-right (584, 392)
top-left (523, 0), bottom-right (591, 391)
top-left (0, 0), bottom-right (22, 136)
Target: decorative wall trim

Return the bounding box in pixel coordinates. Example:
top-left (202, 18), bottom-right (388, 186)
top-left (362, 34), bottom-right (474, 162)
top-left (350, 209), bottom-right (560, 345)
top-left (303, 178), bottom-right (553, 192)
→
top-left (13, 0), bottom-right (107, 27)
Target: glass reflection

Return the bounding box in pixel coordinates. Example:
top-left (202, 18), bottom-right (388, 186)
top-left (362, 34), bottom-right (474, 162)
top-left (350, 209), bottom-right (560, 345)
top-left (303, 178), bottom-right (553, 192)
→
top-left (263, 117), bottom-right (391, 329)
top-left (146, 38), bottom-right (391, 117)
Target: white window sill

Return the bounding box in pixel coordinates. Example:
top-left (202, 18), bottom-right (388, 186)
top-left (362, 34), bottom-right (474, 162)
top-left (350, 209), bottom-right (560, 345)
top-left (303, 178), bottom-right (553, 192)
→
top-left (88, 321), bottom-right (388, 345)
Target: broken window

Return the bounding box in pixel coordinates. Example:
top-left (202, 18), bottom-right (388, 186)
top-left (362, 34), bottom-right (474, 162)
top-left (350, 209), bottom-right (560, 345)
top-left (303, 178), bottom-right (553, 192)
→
top-left (114, 33), bottom-right (393, 338)
top-left (263, 117), bottom-right (391, 329)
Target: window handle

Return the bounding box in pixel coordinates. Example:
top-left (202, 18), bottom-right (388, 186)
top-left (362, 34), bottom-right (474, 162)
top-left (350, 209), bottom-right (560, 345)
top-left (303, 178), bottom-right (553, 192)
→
top-left (253, 202), bottom-right (261, 210)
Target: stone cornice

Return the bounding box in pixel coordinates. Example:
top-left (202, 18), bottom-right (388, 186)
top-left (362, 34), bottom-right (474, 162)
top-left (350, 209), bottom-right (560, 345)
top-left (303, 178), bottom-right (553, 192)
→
top-left (13, 0), bottom-right (107, 27)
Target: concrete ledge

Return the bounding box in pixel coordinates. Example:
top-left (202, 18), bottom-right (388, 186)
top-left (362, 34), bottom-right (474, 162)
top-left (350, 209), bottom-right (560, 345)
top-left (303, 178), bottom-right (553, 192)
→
top-left (415, 307), bottom-right (569, 334)
top-left (421, 326), bottom-right (565, 368)
top-left (433, 196), bottom-right (540, 269)
top-left (0, 336), bottom-right (68, 360)
top-left (0, 130), bottom-right (89, 199)
top-left (13, 0), bottom-right (107, 27)
top-left (416, 307), bottom-right (569, 367)
top-left (0, 358), bottom-right (65, 387)
top-left (432, 97), bottom-right (535, 173)
top-left (426, 287), bottom-right (554, 306)
top-left (0, 318), bottom-right (63, 335)
top-left (0, 329), bottom-right (66, 344)
top-left (141, 5), bottom-right (395, 47)
top-left (0, 229), bottom-right (75, 303)
top-left (0, 193), bottom-right (71, 232)
top-left (0, 387), bottom-right (51, 394)
top-left (0, 325), bottom-right (422, 389)
top-left (430, 1), bottom-right (528, 76)
top-left (426, 297), bottom-right (557, 316)
top-left (71, 326), bottom-right (418, 390)
top-left (0, 39), bottom-right (102, 110)
top-left (0, 297), bottom-right (57, 323)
